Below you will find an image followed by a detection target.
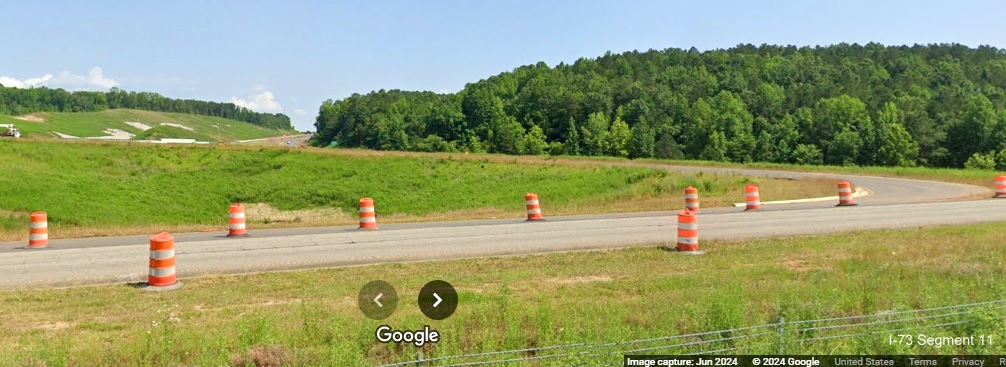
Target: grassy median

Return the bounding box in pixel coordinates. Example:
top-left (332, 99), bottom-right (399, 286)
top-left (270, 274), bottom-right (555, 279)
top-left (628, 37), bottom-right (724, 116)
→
top-left (0, 223), bottom-right (1003, 365)
top-left (0, 141), bottom-right (833, 241)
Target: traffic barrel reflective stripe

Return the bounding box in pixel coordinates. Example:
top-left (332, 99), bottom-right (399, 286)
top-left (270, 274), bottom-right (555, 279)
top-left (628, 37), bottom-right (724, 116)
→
top-left (525, 193), bottom-right (543, 221)
top-left (996, 175), bottom-right (1006, 198)
top-left (677, 210), bottom-right (698, 252)
top-left (836, 181), bottom-right (858, 206)
top-left (147, 232), bottom-right (177, 287)
top-left (684, 186), bottom-right (699, 212)
top-left (28, 211), bottom-right (48, 249)
top-left (744, 185), bottom-right (761, 211)
top-left (359, 198), bottom-right (378, 229)
top-left (227, 203), bottom-right (248, 236)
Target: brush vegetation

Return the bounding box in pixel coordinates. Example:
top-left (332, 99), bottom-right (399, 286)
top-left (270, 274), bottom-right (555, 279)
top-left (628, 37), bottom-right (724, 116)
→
top-left (0, 223), bottom-right (1003, 365)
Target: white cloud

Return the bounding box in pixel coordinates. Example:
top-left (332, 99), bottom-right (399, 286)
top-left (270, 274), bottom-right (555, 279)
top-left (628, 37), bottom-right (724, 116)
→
top-left (230, 91), bottom-right (283, 113)
top-left (76, 67), bottom-right (119, 89)
top-left (0, 67), bottom-right (118, 90)
top-left (0, 74), bottom-right (54, 88)
top-left (293, 109), bottom-right (308, 116)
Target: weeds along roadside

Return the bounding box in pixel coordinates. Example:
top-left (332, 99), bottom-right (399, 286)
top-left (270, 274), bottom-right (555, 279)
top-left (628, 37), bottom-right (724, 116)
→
top-left (1, 222), bottom-right (1004, 364)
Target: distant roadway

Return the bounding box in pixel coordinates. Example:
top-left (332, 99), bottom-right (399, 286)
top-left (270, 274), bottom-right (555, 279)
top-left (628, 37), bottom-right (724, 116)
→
top-left (233, 134), bottom-right (312, 147)
top-left (0, 166), bottom-right (998, 289)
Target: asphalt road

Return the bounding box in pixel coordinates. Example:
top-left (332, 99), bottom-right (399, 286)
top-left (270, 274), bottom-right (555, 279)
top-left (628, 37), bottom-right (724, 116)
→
top-left (233, 134), bottom-right (312, 147)
top-left (0, 167), bottom-right (997, 289)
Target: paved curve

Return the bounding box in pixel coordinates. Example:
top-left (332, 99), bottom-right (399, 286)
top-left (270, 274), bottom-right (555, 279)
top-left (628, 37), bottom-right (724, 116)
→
top-left (0, 166), bottom-right (997, 288)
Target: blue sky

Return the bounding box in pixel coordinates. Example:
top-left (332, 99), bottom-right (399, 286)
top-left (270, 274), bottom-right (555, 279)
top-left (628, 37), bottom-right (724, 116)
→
top-left (2, 0), bottom-right (1005, 131)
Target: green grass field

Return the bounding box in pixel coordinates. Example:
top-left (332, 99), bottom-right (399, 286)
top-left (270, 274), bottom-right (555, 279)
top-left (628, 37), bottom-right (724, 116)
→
top-left (0, 141), bottom-right (833, 242)
top-left (0, 109), bottom-right (288, 142)
top-left (0, 223), bottom-right (1002, 365)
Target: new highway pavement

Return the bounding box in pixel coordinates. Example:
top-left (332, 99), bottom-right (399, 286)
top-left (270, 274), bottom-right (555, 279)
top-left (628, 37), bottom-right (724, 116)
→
top-left (0, 167), bottom-right (999, 289)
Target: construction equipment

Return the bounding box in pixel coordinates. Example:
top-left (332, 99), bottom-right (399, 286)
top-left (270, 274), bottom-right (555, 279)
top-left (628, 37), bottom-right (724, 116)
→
top-left (0, 124), bottom-right (21, 138)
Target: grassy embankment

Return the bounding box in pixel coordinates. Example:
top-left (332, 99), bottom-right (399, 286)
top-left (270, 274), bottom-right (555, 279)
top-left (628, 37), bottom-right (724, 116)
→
top-left (0, 140), bottom-right (833, 242)
top-left (0, 109), bottom-right (287, 142)
top-left (0, 223), bottom-right (1003, 365)
top-left (290, 148), bottom-right (1002, 192)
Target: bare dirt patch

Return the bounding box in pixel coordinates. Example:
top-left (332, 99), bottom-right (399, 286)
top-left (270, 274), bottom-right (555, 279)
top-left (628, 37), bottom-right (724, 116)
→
top-left (34, 321), bottom-right (73, 331)
top-left (89, 129), bottom-right (135, 140)
top-left (783, 258), bottom-right (831, 272)
top-left (53, 132), bottom-right (80, 139)
top-left (544, 275), bottom-right (613, 285)
top-left (13, 114), bottom-right (44, 122)
top-left (160, 122), bottom-right (194, 131)
top-left (124, 121), bottom-right (152, 131)
top-left (0, 208), bottom-right (28, 217)
top-left (244, 203), bottom-right (353, 224)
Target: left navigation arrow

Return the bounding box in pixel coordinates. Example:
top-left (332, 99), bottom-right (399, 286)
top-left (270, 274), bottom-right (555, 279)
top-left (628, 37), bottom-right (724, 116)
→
top-left (358, 280), bottom-right (398, 320)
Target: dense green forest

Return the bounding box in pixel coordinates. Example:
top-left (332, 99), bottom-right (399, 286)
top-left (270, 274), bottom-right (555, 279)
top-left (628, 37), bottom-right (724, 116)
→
top-left (312, 43), bottom-right (1006, 168)
top-left (0, 86), bottom-right (293, 130)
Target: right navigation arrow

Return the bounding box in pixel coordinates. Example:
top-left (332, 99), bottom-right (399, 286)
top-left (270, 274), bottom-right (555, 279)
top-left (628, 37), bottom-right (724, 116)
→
top-left (418, 280), bottom-right (458, 320)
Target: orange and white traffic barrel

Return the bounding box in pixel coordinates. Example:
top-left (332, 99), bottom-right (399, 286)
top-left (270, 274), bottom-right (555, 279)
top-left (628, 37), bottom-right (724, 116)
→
top-left (684, 186), bottom-right (699, 212)
top-left (996, 175), bottom-right (1006, 198)
top-left (359, 198), bottom-right (378, 229)
top-left (676, 209), bottom-right (701, 253)
top-left (27, 211), bottom-right (48, 249)
top-left (145, 232), bottom-right (182, 291)
top-left (227, 203), bottom-right (248, 237)
top-left (525, 193), bottom-right (543, 221)
top-left (744, 185), bottom-right (761, 211)
top-left (836, 181), bottom-right (858, 206)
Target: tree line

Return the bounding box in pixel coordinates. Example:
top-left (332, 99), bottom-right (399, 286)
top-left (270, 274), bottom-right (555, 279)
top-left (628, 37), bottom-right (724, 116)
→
top-left (0, 86), bottom-right (293, 130)
top-left (312, 43), bottom-right (1006, 169)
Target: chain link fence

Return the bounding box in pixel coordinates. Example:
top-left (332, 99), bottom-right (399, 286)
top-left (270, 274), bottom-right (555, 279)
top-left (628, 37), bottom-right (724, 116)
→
top-left (377, 299), bottom-right (1006, 366)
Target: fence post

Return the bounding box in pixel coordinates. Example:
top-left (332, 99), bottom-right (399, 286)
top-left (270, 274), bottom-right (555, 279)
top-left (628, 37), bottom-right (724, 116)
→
top-left (416, 351), bottom-right (425, 367)
top-left (775, 316), bottom-right (785, 355)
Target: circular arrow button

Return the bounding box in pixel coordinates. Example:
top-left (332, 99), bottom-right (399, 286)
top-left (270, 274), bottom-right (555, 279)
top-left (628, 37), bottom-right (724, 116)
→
top-left (418, 280), bottom-right (458, 320)
top-left (358, 280), bottom-right (398, 320)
